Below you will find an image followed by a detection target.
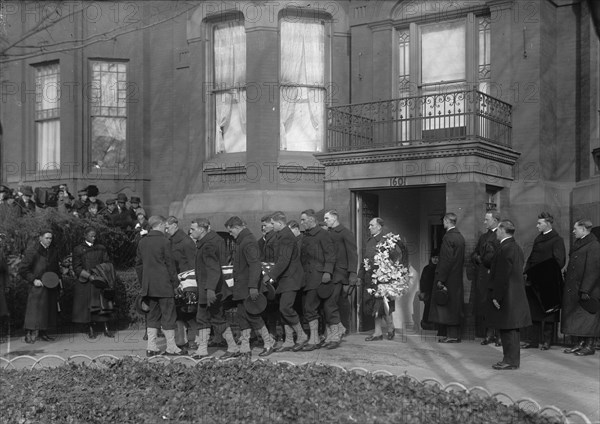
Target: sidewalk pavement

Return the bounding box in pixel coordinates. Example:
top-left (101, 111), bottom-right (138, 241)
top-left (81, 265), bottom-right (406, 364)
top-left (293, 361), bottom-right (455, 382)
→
top-left (1, 327), bottom-right (599, 423)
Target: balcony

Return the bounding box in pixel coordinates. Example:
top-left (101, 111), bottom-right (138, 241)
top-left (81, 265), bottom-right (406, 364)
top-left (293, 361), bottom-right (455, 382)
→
top-left (326, 89), bottom-right (511, 152)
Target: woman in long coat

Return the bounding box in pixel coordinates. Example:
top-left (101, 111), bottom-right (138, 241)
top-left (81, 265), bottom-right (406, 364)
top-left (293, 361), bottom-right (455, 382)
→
top-left (19, 229), bottom-right (61, 343)
top-left (72, 227), bottom-right (112, 338)
top-left (562, 220), bottom-right (600, 356)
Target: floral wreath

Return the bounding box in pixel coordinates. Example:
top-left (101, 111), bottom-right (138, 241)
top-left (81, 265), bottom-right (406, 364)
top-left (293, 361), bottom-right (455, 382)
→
top-left (363, 232), bottom-right (409, 303)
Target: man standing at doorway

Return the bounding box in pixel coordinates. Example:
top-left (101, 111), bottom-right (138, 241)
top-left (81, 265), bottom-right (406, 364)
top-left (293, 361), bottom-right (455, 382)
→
top-left (429, 212), bottom-right (466, 343)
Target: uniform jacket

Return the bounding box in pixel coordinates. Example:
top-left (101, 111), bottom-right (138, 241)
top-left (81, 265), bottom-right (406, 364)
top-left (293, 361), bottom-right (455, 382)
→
top-left (300, 226), bottom-right (336, 291)
top-left (471, 229), bottom-right (500, 315)
top-left (328, 224), bottom-right (358, 284)
top-left (429, 227), bottom-right (465, 325)
top-left (195, 230), bottom-right (228, 304)
top-left (561, 234), bottom-right (600, 336)
top-left (487, 237), bottom-right (531, 329)
top-left (260, 230), bottom-right (277, 263)
top-left (135, 230), bottom-right (178, 298)
top-left (232, 228), bottom-right (262, 301)
top-left (267, 226), bottom-right (304, 293)
top-left (169, 228), bottom-right (197, 273)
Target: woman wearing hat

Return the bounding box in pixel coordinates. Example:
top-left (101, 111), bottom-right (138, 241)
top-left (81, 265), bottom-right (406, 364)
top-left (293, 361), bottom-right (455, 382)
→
top-left (19, 229), bottom-right (61, 343)
top-left (72, 227), bottom-right (113, 338)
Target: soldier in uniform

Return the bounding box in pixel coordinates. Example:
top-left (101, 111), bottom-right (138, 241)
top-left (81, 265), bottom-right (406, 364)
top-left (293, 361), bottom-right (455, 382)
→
top-left (299, 209), bottom-right (337, 351)
top-left (190, 218), bottom-right (239, 359)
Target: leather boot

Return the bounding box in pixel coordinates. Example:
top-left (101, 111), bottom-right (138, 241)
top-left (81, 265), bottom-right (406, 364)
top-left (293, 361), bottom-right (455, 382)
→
top-left (563, 338), bottom-right (585, 354)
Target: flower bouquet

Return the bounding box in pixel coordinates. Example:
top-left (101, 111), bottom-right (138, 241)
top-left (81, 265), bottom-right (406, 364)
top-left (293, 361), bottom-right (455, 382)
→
top-left (363, 232), bottom-right (409, 316)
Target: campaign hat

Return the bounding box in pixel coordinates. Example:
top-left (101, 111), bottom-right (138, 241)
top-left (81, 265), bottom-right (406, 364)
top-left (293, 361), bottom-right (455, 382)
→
top-left (244, 293), bottom-right (267, 315)
top-left (41, 272), bottom-right (60, 289)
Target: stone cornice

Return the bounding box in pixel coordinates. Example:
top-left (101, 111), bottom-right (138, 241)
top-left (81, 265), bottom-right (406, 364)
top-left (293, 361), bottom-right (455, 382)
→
top-left (314, 140), bottom-right (521, 167)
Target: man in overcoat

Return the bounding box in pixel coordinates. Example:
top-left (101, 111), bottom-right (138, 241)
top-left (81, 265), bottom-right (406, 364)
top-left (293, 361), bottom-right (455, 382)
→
top-left (226, 216), bottom-right (275, 358)
top-left (429, 212), bottom-right (465, 343)
top-left (471, 210), bottom-right (501, 344)
top-left (189, 218), bottom-right (239, 359)
top-left (258, 213), bottom-right (279, 342)
top-left (324, 209), bottom-right (358, 342)
top-left (299, 209), bottom-right (336, 351)
top-left (165, 216), bottom-right (198, 349)
top-left (561, 219), bottom-right (600, 356)
top-left (135, 215), bottom-right (183, 356)
top-left (488, 220), bottom-right (531, 369)
top-left (522, 211), bottom-right (566, 350)
top-left (264, 211), bottom-right (308, 352)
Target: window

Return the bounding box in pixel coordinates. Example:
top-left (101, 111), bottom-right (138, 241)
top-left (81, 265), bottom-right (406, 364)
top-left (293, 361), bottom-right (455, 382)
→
top-left (421, 20), bottom-right (466, 85)
top-left (35, 62), bottom-right (60, 169)
top-left (213, 20), bottom-right (246, 154)
top-left (280, 17), bottom-right (326, 152)
top-left (89, 61), bottom-right (127, 169)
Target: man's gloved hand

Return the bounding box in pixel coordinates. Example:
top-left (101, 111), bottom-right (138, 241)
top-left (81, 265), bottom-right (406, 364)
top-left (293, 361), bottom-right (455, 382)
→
top-left (206, 289), bottom-right (217, 306)
top-left (321, 273), bottom-right (331, 283)
top-left (249, 288), bottom-right (259, 301)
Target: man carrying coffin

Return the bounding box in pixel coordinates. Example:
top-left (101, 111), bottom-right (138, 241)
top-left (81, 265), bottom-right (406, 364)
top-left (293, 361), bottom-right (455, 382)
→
top-left (189, 218), bottom-right (239, 359)
top-left (522, 212), bottom-right (566, 350)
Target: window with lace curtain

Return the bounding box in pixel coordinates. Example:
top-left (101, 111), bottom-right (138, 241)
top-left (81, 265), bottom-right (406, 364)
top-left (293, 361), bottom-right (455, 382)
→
top-left (34, 62), bottom-right (60, 169)
top-left (212, 20), bottom-right (246, 154)
top-left (279, 17), bottom-right (326, 152)
top-left (89, 60), bottom-right (128, 169)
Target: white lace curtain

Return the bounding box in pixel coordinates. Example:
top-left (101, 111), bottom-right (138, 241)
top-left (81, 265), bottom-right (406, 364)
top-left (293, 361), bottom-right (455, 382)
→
top-left (280, 20), bottom-right (325, 152)
top-left (36, 65), bottom-right (60, 168)
top-left (214, 22), bottom-right (246, 153)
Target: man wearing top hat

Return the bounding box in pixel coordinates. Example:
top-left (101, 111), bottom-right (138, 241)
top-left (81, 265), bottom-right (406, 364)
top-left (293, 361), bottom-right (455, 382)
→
top-left (135, 215), bottom-right (184, 356)
top-left (264, 211), bottom-right (308, 352)
top-left (225, 216), bottom-right (275, 358)
top-left (189, 218), bottom-right (239, 359)
top-left (16, 185), bottom-right (36, 215)
top-left (299, 209), bottom-right (337, 351)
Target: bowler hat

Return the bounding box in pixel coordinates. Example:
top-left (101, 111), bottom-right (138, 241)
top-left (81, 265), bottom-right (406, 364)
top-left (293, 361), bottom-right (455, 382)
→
top-left (87, 185), bottom-right (99, 197)
top-left (130, 196), bottom-right (141, 204)
top-left (244, 293), bottom-right (267, 315)
top-left (579, 297), bottom-right (600, 314)
top-left (135, 295), bottom-right (151, 315)
top-left (21, 185), bottom-right (34, 196)
top-left (434, 288), bottom-right (449, 306)
top-left (117, 193), bottom-right (128, 202)
top-left (41, 272), bottom-right (60, 289)
top-left (317, 281), bottom-right (335, 299)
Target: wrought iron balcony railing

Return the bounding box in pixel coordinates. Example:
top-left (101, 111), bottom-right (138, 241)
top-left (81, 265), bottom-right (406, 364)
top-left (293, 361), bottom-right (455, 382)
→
top-left (326, 89), bottom-right (512, 152)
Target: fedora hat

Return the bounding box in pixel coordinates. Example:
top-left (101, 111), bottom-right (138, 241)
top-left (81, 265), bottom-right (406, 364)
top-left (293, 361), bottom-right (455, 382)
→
top-left (244, 292), bottom-right (267, 315)
top-left (135, 295), bottom-right (151, 315)
top-left (317, 281), bottom-right (335, 299)
top-left (116, 193), bottom-right (128, 202)
top-left (579, 297), bottom-right (600, 314)
top-left (41, 271), bottom-right (60, 289)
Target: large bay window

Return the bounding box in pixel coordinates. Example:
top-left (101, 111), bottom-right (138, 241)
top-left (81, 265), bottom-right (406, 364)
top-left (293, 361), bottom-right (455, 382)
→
top-left (89, 61), bottom-right (128, 169)
top-left (213, 20), bottom-right (246, 154)
top-left (280, 18), bottom-right (326, 152)
top-left (35, 62), bottom-right (60, 169)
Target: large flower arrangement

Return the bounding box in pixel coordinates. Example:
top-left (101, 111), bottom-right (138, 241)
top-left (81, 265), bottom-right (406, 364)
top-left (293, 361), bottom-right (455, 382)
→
top-left (363, 233), bottom-right (409, 303)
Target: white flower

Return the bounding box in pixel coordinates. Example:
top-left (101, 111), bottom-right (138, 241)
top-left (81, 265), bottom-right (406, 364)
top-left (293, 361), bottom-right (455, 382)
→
top-left (366, 233), bottom-right (409, 299)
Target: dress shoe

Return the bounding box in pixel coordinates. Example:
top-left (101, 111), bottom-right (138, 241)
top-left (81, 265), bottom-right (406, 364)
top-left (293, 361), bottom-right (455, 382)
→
top-left (291, 341), bottom-right (308, 352)
top-left (438, 337), bottom-right (461, 343)
top-left (191, 353), bottom-right (210, 360)
top-left (220, 351), bottom-right (240, 360)
top-left (301, 343), bottom-right (320, 351)
top-left (365, 335), bottom-right (383, 342)
top-left (187, 341), bottom-right (199, 350)
top-left (38, 332), bottom-right (55, 342)
top-left (539, 342), bottom-right (550, 351)
top-left (563, 341), bottom-right (585, 354)
top-left (274, 345), bottom-right (294, 353)
top-left (494, 339), bottom-right (502, 347)
top-left (324, 340), bottom-right (342, 350)
top-left (480, 337), bottom-right (494, 345)
top-left (146, 350), bottom-right (162, 357)
top-left (575, 347), bottom-right (595, 356)
top-left (24, 333), bottom-right (36, 344)
top-left (387, 329), bottom-right (396, 340)
top-left (87, 326), bottom-right (97, 339)
top-left (492, 362), bottom-right (519, 370)
top-left (258, 347), bottom-right (275, 357)
top-left (520, 342), bottom-right (538, 349)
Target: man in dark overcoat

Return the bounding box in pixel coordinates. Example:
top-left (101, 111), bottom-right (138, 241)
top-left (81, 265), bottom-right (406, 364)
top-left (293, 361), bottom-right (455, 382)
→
top-left (226, 216), bottom-right (275, 358)
top-left (324, 209), bottom-right (358, 342)
top-left (165, 216), bottom-right (198, 349)
top-left (299, 209), bottom-right (336, 351)
top-left (429, 212), bottom-right (466, 343)
top-left (189, 218), bottom-right (239, 359)
top-left (562, 219), bottom-right (600, 356)
top-left (258, 213), bottom-right (279, 342)
top-left (471, 210), bottom-right (501, 343)
top-left (264, 211), bottom-right (308, 352)
top-left (522, 211), bottom-right (566, 350)
top-left (136, 215), bottom-right (183, 356)
top-left (487, 220), bottom-right (531, 369)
